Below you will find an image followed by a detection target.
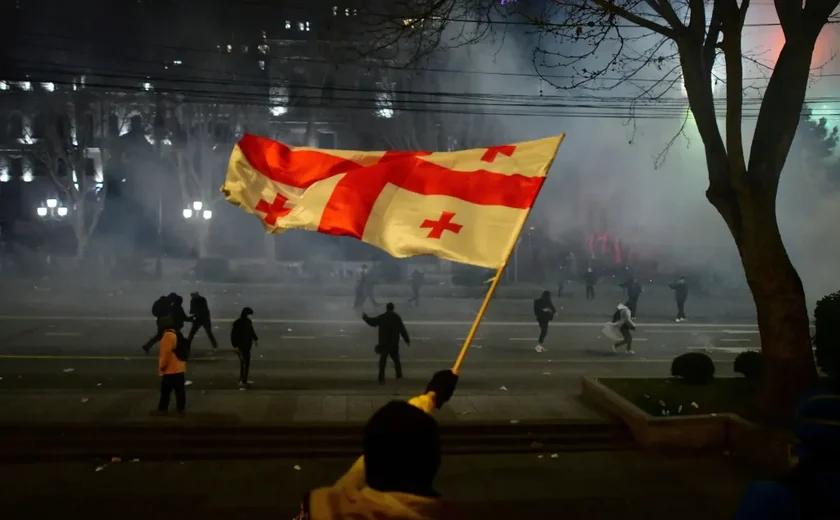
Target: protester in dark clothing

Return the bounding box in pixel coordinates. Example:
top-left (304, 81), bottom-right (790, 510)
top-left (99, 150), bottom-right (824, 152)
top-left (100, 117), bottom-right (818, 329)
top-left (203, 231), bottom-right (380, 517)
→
top-left (583, 268), bottom-right (597, 301)
top-left (169, 293), bottom-right (192, 331)
top-left (556, 266), bottom-right (565, 297)
top-left (187, 291), bottom-right (217, 349)
top-left (231, 307), bottom-right (259, 387)
top-left (354, 265), bottom-right (379, 309)
top-left (296, 370), bottom-right (459, 520)
top-left (621, 278), bottom-right (643, 319)
top-left (533, 290), bottom-right (556, 353)
top-left (669, 277), bottom-right (689, 322)
top-left (142, 294), bottom-right (174, 353)
top-left (362, 302), bottom-right (410, 384)
top-left (408, 269), bottom-right (424, 307)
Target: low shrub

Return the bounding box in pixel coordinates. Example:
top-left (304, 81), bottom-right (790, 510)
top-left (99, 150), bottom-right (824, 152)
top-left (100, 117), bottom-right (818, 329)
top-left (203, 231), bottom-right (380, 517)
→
top-left (671, 352), bottom-right (716, 385)
top-left (813, 291), bottom-right (840, 379)
top-left (733, 351), bottom-right (762, 380)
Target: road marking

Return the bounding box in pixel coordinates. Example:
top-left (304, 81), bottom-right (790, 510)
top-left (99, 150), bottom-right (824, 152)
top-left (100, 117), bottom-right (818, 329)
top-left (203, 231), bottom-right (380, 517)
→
top-left (282, 335), bottom-right (316, 340)
top-left (0, 316), bottom-right (758, 329)
top-left (0, 355), bottom-right (221, 361)
top-left (723, 330), bottom-right (759, 334)
top-left (720, 338), bottom-right (750, 343)
top-left (687, 346), bottom-right (757, 353)
top-left (44, 332), bottom-right (81, 337)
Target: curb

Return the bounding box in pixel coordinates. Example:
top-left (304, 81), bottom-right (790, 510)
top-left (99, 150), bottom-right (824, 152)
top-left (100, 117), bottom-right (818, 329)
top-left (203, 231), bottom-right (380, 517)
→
top-left (580, 376), bottom-right (795, 474)
top-left (0, 421), bottom-right (635, 462)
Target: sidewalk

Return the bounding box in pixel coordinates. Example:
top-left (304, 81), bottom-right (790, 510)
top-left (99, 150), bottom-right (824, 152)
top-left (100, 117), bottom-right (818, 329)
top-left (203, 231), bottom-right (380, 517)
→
top-left (0, 452), bottom-right (757, 519)
top-left (0, 388), bottom-right (608, 424)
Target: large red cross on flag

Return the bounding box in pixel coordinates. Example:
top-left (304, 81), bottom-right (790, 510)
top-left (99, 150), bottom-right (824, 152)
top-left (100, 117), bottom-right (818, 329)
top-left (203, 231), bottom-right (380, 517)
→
top-left (221, 133), bottom-right (564, 269)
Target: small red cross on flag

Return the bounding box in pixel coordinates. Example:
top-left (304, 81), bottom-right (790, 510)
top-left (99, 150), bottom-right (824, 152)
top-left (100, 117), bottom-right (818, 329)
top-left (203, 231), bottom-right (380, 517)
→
top-left (420, 211), bottom-right (463, 239)
top-left (255, 193), bottom-right (293, 225)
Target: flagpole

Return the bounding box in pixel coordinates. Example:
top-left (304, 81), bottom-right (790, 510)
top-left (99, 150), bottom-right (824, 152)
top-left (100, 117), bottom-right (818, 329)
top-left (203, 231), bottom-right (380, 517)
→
top-left (451, 134), bottom-right (565, 375)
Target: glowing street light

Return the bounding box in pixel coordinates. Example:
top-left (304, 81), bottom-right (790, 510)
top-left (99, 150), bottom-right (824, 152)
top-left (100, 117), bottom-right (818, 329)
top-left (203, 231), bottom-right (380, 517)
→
top-left (202, 210), bottom-right (212, 220)
top-left (184, 201), bottom-right (211, 220)
top-left (183, 208), bottom-right (193, 219)
top-left (37, 199), bottom-right (68, 219)
top-left (192, 201), bottom-right (203, 211)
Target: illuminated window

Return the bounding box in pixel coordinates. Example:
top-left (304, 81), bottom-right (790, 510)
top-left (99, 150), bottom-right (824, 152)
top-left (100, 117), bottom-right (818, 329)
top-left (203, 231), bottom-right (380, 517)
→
top-left (18, 81), bottom-right (32, 91)
top-left (226, 44), bottom-right (232, 53)
top-left (0, 81), bottom-right (8, 91)
top-left (298, 21), bottom-right (305, 31)
top-left (285, 20), bottom-right (291, 29)
top-left (305, 21), bottom-right (311, 31)
top-left (173, 59), bottom-right (182, 65)
top-left (258, 43), bottom-right (269, 54)
top-left (269, 84), bottom-right (288, 116)
top-left (143, 81), bottom-right (153, 91)
top-left (258, 60), bottom-right (265, 70)
top-left (41, 82), bottom-right (55, 92)
top-left (375, 82), bottom-right (394, 118)
top-left (332, 5), bottom-right (337, 15)
top-left (345, 7), bottom-right (349, 15)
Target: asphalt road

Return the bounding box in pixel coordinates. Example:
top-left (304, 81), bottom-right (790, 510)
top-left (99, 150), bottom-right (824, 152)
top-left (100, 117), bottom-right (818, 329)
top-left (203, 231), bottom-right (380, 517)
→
top-left (3, 281), bottom-right (756, 323)
top-left (0, 314), bottom-right (756, 393)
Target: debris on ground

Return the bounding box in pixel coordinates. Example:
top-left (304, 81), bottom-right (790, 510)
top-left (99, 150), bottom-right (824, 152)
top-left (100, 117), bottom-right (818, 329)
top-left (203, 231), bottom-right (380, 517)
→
top-left (131, 459), bottom-right (140, 463)
top-left (63, 368), bottom-right (75, 373)
top-left (473, 345), bottom-right (483, 349)
top-left (550, 453), bottom-right (559, 459)
top-left (96, 383), bottom-right (103, 387)
top-left (287, 328), bottom-right (293, 332)
top-left (95, 465), bottom-right (107, 472)
top-left (293, 465), bottom-right (302, 471)
top-left (542, 372), bottom-right (551, 376)
top-left (185, 380), bottom-right (193, 386)
top-left (499, 385), bottom-right (508, 391)
top-left (537, 454), bottom-right (544, 459)
top-left (510, 419), bottom-right (519, 424)
top-left (80, 398), bottom-right (89, 404)
top-left (530, 441), bottom-right (544, 449)
top-left (111, 457), bottom-right (122, 463)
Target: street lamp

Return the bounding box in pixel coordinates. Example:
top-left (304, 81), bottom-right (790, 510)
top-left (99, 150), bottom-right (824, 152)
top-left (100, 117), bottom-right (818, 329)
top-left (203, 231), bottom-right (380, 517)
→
top-left (37, 199), bottom-right (68, 219)
top-left (183, 202), bottom-right (212, 220)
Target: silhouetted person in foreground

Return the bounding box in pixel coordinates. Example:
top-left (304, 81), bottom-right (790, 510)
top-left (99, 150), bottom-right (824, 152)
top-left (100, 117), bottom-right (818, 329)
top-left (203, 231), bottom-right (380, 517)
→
top-left (584, 267), bottom-right (597, 301)
top-left (187, 291), bottom-right (217, 349)
top-left (533, 290), bottom-right (556, 353)
top-left (733, 385), bottom-right (840, 519)
top-left (363, 302), bottom-right (410, 384)
top-left (295, 370), bottom-right (459, 520)
top-left (231, 307), bottom-right (259, 388)
top-left (669, 276), bottom-right (689, 322)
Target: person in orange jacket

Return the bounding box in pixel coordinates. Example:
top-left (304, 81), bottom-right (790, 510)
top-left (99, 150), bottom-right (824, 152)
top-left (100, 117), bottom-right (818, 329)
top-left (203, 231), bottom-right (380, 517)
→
top-left (296, 370), bottom-right (459, 520)
top-left (155, 316), bottom-right (187, 414)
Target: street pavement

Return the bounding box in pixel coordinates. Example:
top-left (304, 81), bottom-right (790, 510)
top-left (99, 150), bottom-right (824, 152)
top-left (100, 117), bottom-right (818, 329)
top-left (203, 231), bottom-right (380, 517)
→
top-left (0, 282), bottom-right (757, 423)
top-left (0, 452), bottom-right (757, 519)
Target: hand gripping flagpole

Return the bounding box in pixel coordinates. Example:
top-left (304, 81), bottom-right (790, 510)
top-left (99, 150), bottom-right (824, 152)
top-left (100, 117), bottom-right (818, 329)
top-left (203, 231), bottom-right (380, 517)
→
top-left (452, 134), bottom-right (565, 375)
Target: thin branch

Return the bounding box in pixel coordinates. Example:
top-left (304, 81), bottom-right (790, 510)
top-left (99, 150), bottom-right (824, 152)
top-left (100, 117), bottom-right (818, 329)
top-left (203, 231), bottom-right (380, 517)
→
top-left (654, 110), bottom-right (691, 169)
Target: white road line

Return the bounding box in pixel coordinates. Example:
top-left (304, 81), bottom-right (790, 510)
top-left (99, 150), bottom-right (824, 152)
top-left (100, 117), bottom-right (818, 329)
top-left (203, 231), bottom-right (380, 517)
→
top-left (0, 316), bottom-right (758, 329)
top-left (687, 346), bottom-right (757, 353)
top-left (413, 337), bottom-right (432, 340)
top-left (723, 330), bottom-right (760, 335)
top-left (282, 335), bottom-right (316, 340)
top-left (44, 332), bottom-right (81, 337)
top-left (720, 338), bottom-right (750, 343)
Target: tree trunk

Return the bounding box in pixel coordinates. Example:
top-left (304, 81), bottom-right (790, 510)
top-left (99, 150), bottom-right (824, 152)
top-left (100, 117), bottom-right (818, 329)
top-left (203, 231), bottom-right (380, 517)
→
top-left (712, 185), bottom-right (817, 421)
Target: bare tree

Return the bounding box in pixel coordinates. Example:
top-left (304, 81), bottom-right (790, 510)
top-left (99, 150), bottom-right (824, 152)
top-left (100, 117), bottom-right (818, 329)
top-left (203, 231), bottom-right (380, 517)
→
top-left (32, 93), bottom-right (113, 264)
top-left (370, 0), bottom-right (839, 417)
top-left (377, 68), bottom-right (502, 151)
top-left (165, 102), bottom-right (249, 258)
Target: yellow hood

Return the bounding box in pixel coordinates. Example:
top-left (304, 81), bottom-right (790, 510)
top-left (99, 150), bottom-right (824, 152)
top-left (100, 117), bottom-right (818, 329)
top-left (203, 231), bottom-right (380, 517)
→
top-left (309, 485), bottom-right (445, 520)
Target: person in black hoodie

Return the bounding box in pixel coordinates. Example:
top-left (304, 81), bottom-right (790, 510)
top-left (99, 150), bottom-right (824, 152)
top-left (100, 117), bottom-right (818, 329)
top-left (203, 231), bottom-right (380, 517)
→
top-left (533, 290), bottom-right (556, 353)
top-left (231, 307), bottom-right (259, 388)
top-left (169, 293), bottom-right (193, 332)
top-left (363, 302), bottom-right (410, 384)
top-left (583, 267), bottom-right (597, 301)
top-left (187, 291), bottom-right (217, 349)
top-left (669, 277), bottom-right (689, 322)
top-left (142, 293), bottom-right (175, 353)
top-left (621, 278), bottom-right (643, 319)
